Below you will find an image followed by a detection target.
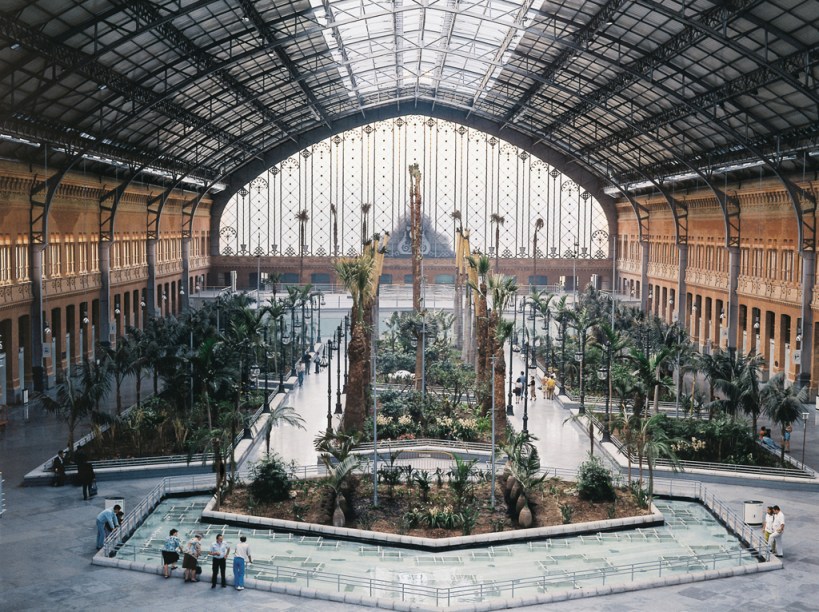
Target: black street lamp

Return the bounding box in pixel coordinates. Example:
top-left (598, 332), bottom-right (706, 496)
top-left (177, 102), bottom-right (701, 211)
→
top-left (598, 343), bottom-right (611, 442)
top-left (263, 347), bottom-right (272, 413)
top-left (246, 363), bottom-right (260, 439)
top-left (522, 340), bottom-right (530, 433)
top-left (507, 293), bottom-right (517, 416)
top-left (281, 319), bottom-right (291, 391)
top-left (325, 337), bottom-right (334, 436)
top-left (558, 318), bottom-right (567, 390)
top-left (575, 338), bottom-right (586, 415)
top-left (335, 325), bottom-right (343, 414)
top-left (343, 315), bottom-right (349, 391)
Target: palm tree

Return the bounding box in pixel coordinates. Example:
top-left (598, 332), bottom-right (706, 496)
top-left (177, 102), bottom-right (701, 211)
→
top-left (43, 360), bottom-right (111, 460)
top-left (334, 254), bottom-right (376, 431)
top-left (360, 202), bottom-right (372, 246)
top-left (760, 373), bottom-right (807, 464)
top-left (296, 209), bottom-right (309, 280)
top-left (490, 213), bottom-right (505, 266)
top-left (628, 346), bottom-right (672, 419)
top-left (330, 203), bottom-right (339, 256)
top-left (532, 217), bottom-right (544, 286)
top-left (124, 326), bottom-right (149, 408)
top-left (594, 321), bottom-right (632, 437)
top-left (635, 413), bottom-right (679, 504)
top-left (565, 306), bottom-right (600, 409)
top-left (100, 338), bottom-right (134, 416)
top-left (467, 254), bottom-right (492, 399)
top-left (708, 351), bottom-right (764, 432)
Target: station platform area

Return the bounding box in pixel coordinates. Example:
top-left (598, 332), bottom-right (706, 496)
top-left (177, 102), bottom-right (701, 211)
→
top-left (2, 351), bottom-right (819, 611)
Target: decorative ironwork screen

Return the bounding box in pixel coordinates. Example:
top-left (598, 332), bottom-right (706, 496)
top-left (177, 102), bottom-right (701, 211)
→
top-left (219, 116), bottom-right (610, 259)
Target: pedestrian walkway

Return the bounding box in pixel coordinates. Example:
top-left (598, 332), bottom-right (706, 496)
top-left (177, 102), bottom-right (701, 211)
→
top-left (3, 348), bottom-right (819, 610)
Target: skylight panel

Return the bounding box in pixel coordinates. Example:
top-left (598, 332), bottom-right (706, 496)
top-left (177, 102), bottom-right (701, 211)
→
top-left (308, 0), bottom-right (538, 103)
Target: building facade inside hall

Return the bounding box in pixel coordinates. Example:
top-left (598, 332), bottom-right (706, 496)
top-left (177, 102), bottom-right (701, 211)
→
top-left (0, 115), bottom-right (816, 401)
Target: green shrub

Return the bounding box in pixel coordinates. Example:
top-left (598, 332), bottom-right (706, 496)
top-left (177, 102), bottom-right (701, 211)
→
top-left (248, 454), bottom-right (292, 503)
top-left (576, 455), bottom-right (616, 502)
top-left (559, 503), bottom-right (574, 524)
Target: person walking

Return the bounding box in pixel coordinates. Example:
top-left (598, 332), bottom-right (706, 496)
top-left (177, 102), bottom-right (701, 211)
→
top-left (529, 375), bottom-right (537, 401)
top-left (541, 373), bottom-right (549, 399)
top-left (296, 361), bottom-right (306, 387)
top-left (546, 375), bottom-right (556, 400)
top-left (233, 535), bottom-right (252, 591)
top-left (182, 533), bottom-right (203, 583)
top-left (784, 423), bottom-right (793, 453)
top-left (161, 528), bottom-right (183, 578)
top-left (95, 504), bottom-right (121, 549)
top-left (209, 533), bottom-right (231, 588)
top-left (763, 506), bottom-right (774, 543)
top-left (769, 505), bottom-right (785, 557)
top-left (51, 450), bottom-right (66, 487)
top-left (76, 453), bottom-right (95, 500)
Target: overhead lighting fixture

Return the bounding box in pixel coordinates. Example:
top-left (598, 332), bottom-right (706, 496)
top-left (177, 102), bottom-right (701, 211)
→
top-left (10, 42), bottom-right (21, 50)
top-left (0, 133), bottom-right (41, 148)
top-left (98, 84), bottom-right (107, 91)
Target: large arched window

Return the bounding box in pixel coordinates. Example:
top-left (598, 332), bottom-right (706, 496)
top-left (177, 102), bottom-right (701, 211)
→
top-left (220, 116), bottom-right (610, 259)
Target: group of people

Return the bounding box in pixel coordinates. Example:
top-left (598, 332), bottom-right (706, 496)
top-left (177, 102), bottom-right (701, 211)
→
top-left (763, 505), bottom-right (786, 557)
top-left (161, 530), bottom-right (253, 590)
top-left (513, 371), bottom-right (558, 403)
top-left (758, 424), bottom-right (794, 453)
top-left (541, 372), bottom-right (557, 400)
top-left (51, 449), bottom-right (97, 499)
top-left (513, 372), bottom-right (536, 403)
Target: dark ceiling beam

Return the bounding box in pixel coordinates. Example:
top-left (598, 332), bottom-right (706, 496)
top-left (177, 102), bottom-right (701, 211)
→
top-left (499, 0), bottom-right (627, 128)
top-left (124, 0), bottom-right (295, 144)
top-left (320, 0), bottom-right (367, 115)
top-left (238, 0), bottom-right (331, 129)
top-left (538, 0), bottom-right (758, 140)
top-left (579, 44), bottom-right (814, 157)
top-left (465, 0), bottom-right (538, 117)
top-left (0, 14), bottom-right (258, 162)
top-left (635, 0), bottom-right (818, 105)
top-left (430, 0), bottom-right (460, 107)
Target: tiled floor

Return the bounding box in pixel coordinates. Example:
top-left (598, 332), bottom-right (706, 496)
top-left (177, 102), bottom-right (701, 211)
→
top-left (2, 352), bottom-right (818, 611)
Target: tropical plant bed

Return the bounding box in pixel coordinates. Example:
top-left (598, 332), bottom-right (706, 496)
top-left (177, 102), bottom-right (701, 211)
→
top-left (220, 474), bottom-right (649, 539)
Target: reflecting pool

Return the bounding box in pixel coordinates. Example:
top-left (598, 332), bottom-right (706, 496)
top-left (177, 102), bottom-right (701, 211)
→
top-left (115, 496), bottom-right (758, 606)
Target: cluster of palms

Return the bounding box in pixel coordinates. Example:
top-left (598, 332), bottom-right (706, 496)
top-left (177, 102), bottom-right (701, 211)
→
top-left (45, 292), bottom-right (302, 506)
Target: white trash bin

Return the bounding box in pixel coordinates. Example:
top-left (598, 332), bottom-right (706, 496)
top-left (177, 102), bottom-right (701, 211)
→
top-left (743, 500), bottom-right (764, 525)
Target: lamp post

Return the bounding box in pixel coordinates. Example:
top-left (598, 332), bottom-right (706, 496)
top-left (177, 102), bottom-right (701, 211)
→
top-left (247, 364), bottom-right (260, 439)
top-left (335, 325), bottom-right (343, 414)
top-left (522, 338), bottom-right (530, 434)
top-left (543, 308), bottom-right (552, 374)
top-left (264, 347), bottom-right (273, 412)
top-left (802, 411), bottom-right (810, 466)
top-left (281, 320), bottom-right (291, 391)
top-left (573, 240), bottom-right (579, 306)
top-left (325, 337), bottom-right (334, 436)
top-left (575, 338), bottom-right (586, 415)
top-left (490, 355), bottom-right (496, 509)
top-left (528, 299), bottom-right (538, 370)
top-left (598, 343), bottom-right (612, 442)
top-left (507, 293), bottom-right (517, 416)
top-left (343, 315), bottom-right (349, 392)
top-left (558, 317), bottom-right (567, 390)
top-left (289, 302), bottom-right (297, 374)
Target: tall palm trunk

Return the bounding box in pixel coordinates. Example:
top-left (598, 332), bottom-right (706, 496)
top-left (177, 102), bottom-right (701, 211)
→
top-left (475, 287), bottom-right (488, 406)
top-left (493, 343), bottom-right (507, 439)
top-left (342, 322), bottom-right (368, 431)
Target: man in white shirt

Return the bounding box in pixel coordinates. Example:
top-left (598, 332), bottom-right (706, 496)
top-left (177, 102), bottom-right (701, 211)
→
top-left (209, 534), bottom-right (231, 588)
top-left (763, 506), bottom-right (774, 543)
top-left (769, 505), bottom-right (785, 557)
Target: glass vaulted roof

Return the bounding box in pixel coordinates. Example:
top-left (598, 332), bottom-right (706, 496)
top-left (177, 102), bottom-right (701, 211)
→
top-left (311, 0), bottom-right (537, 106)
top-left (0, 0), bottom-right (816, 200)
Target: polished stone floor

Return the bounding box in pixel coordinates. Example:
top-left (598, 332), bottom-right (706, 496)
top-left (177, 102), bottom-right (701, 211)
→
top-left (2, 350), bottom-right (819, 611)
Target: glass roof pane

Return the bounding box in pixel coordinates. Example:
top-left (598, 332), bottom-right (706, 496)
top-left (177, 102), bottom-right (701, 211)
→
top-left (309, 0), bottom-right (538, 100)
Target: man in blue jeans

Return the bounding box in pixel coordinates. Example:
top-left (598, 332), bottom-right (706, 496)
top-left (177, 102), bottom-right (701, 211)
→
top-left (96, 504), bottom-right (121, 549)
